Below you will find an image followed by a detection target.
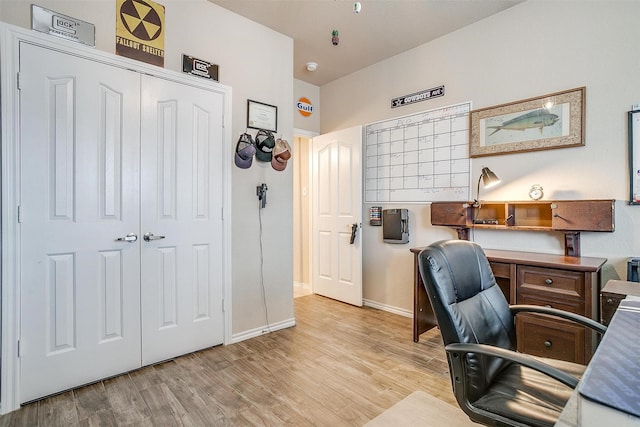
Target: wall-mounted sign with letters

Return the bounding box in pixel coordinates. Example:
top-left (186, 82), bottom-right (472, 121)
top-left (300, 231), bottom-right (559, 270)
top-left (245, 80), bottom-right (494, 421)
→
top-left (116, 0), bottom-right (165, 67)
top-left (182, 55), bottom-right (219, 81)
top-left (296, 97), bottom-right (313, 117)
top-left (391, 85), bottom-right (445, 109)
top-left (31, 4), bottom-right (95, 46)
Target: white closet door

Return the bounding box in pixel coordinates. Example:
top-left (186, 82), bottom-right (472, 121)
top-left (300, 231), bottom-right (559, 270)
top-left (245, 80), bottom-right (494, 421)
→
top-left (139, 75), bottom-right (224, 365)
top-left (19, 43), bottom-right (142, 403)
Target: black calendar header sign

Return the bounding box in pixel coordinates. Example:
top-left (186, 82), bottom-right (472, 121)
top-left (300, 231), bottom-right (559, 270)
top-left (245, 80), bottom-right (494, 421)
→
top-left (391, 85), bottom-right (444, 109)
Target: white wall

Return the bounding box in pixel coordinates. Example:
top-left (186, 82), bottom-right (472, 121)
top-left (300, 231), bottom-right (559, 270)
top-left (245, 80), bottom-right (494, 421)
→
top-left (0, 0), bottom-right (295, 336)
top-left (320, 1), bottom-right (640, 312)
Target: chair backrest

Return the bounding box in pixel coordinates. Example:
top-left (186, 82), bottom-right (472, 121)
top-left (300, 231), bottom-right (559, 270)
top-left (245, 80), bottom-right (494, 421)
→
top-left (418, 240), bottom-right (515, 402)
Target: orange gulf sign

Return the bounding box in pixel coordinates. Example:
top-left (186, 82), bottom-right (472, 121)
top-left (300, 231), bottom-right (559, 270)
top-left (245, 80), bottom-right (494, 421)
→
top-left (297, 97), bottom-right (313, 117)
top-left (116, 0), bottom-right (165, 67)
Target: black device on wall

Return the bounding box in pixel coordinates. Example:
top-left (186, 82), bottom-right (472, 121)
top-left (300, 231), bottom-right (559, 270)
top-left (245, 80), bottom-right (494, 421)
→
top-left (382, 209), bottom-right (409, 244)
top-left (256, 183), bottom-right (268, 208)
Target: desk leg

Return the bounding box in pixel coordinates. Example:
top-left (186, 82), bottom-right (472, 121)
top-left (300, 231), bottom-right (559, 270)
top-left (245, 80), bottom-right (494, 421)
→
top-left (413, 252), bottom-right (437, 342)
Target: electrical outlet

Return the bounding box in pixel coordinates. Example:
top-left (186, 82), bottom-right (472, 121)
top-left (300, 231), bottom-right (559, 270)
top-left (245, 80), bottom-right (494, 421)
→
top-left (633, 103), bottom-right (640, 111)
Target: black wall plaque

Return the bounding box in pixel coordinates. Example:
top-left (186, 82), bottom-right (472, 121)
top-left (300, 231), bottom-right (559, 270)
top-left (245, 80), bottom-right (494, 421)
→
top-left (391, 85), bottom-right (444, 108)
top-left (182, 54), bottom-right (219, 81)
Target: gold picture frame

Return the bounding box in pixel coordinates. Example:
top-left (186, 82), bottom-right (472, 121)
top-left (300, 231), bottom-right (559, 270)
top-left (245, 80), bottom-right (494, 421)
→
top-left (470, 87), bottom-right (585, 158)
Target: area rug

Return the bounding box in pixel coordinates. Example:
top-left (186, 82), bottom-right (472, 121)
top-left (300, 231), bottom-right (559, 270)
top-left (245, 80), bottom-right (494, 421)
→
top-left (364, 391), bottom-right (480, 426)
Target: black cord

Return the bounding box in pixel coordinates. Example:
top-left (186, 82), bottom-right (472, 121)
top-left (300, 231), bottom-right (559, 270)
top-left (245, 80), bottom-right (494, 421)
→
top-left (470, 174), bottom-right (483, 242)
top-left (258, 199), bottom-right (272, 333)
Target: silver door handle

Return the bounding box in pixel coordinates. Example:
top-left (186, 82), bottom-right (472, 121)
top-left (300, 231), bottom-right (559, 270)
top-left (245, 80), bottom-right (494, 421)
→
top-left (143, 232), bottom-right (166, 242)
top-left (115, 233), bottom-right (138, 243)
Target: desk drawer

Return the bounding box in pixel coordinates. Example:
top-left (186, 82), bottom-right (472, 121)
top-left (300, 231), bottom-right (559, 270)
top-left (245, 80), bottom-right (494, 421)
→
top-left (517, 266), bottom-right (585, 299)
top-left (517, 292), bottom-right (584, 315)
top-left (516, 314), bottom-right (586, 364)
top-left (490, 262), bottom-right (510, 278)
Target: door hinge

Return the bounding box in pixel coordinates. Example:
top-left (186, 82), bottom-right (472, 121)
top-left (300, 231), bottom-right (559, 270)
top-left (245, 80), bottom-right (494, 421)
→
top-left (17, 340), bottom-right (20, 357)
top-left (17, 72), bottom-right (22, 90)
top-left (17, 205), bottom-right (22, 223)
top-left (222, 299), bottom-right (225, 312)
top-left (221, 207), bottom-right (224, 221)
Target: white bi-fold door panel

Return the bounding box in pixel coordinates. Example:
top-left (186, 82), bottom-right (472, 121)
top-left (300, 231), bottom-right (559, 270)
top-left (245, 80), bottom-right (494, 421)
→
top-left (140, 75), bottom-right (224, 365)
top-left (19, 43), bottom-right (224, 403)
top-left (19, 43), bottom-right (143, 403)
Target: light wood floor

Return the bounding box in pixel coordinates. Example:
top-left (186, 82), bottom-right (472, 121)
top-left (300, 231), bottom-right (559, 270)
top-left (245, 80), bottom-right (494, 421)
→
top-left (0, 294), bottom-right (454, 426)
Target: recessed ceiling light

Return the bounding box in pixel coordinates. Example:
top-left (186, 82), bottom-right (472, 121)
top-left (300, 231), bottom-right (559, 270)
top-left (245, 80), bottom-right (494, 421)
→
top-left (306, 62), bottom-right (318, 72)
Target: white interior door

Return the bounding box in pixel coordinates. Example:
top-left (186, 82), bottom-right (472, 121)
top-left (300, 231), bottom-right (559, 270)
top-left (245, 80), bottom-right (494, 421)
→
top-left (19, 43), bottom-right (142, 403)
top-left (311, 126), bottom-right (363, 306)
top-left (139, 75), bottom-right (224, 365)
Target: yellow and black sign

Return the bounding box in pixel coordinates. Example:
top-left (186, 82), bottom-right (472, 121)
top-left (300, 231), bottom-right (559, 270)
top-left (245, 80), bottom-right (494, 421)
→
top-left (116, 0), bottom-right (165, 67)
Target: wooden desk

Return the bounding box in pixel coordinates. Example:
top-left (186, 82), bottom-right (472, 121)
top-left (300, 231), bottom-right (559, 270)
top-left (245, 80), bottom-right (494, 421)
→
top-left (411, 246), bottom-right (606, 363)
top-left (410, 247), bottom-right (437, 342)
top-left (601, 279), bottom-right (640, 325)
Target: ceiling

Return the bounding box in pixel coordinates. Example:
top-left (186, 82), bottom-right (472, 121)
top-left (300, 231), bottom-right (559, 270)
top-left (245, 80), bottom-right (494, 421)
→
top-left (207, 0), bottom-right (523, 86)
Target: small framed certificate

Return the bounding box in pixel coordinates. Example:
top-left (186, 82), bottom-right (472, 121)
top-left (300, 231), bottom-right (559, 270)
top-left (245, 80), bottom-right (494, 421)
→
top-left (247, 99), bottom-right (277, 132)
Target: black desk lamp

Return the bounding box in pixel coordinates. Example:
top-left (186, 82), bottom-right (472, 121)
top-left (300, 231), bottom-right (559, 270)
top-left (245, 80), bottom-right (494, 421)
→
top-left (474, 167), bottom-right (501, 207)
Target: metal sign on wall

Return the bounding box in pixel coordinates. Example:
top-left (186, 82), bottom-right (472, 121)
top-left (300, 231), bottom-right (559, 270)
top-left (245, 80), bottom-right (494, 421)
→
top-left (297, 97), bottom-right (313, 117)
top-left (391, 85), bottom-right (445, 109)
top-left (182, 54), bottom-right (219, 81)
top-left (116, 0), bottom-right (165, 67)
top-left (31, 5), bottom-right (95, 46)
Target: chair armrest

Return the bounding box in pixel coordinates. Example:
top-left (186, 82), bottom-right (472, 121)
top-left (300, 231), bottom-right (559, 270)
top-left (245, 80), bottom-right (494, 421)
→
top-left (445, 342), bottom-right (579, 388)
top-left (510, 304), bottom-right (607, 335)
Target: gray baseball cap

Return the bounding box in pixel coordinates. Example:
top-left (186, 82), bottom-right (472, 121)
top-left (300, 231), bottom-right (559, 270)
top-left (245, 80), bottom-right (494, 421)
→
top-left (234, 133), bottom-right (256, 169)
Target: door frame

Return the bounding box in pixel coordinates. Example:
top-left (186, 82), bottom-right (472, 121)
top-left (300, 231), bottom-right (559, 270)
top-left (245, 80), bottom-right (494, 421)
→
top-left (0, 23), bottom-right (233, 414)
top-left (293, 128), bottom-right (318, 294)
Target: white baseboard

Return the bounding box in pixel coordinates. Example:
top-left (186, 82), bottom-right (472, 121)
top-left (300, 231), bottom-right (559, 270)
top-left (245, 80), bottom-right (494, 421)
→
top-left (293, 281), bottom-right (310, 290)
top-left (231, 300), bottom-right (410, 344)
top-left (363, 299), bottom-right (413, 318)
top-left (231, 317), bottom-right (297, 344)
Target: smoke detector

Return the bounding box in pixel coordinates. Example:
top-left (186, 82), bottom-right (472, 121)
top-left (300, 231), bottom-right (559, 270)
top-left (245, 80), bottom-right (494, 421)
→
top-left (306, 62), bottom-right (318, 72)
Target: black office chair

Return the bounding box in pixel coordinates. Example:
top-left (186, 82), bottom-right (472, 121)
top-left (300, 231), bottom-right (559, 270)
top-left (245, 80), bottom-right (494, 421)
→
top-left (418, 240), bottom-right (607, 427)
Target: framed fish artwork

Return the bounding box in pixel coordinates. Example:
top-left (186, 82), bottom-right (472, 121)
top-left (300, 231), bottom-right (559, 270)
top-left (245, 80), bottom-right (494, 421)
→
top-left (469, 87), bottom-right (585, 157)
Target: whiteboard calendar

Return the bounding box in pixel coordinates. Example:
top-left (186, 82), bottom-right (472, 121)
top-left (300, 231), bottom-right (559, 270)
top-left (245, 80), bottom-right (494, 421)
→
top-left (364, 102), bottom-right (472, 203)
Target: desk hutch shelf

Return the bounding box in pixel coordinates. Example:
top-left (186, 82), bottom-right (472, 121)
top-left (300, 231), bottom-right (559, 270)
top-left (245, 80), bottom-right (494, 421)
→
top-left (430, 200), bottom-right (615, 256)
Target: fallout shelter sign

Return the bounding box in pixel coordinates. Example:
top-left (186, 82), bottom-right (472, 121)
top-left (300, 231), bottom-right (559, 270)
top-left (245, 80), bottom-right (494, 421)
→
top-left (116, 0), bottom-right (165, 67)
